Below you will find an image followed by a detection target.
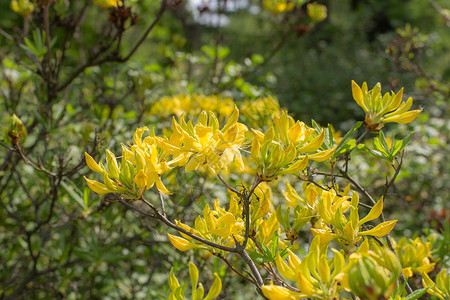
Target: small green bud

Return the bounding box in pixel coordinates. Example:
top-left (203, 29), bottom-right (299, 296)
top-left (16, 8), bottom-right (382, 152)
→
top-left (6, 114), bottom-right (27, 145)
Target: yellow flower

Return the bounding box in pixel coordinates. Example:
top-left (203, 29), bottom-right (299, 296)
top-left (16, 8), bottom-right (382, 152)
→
top-left (156, 106), bottom-right (247, 175)
top-left (10, 0), bottom-right (34, 17)
top-left (263, 0), bottom-right (295, 14)
top-left (168, 262), bottom-right (222, 300)
top-left (168, 197), bottom-right (245, 252)
top-left (84, 126), bottom-right (181, 199)
top-left (93, 0), bottom-right (123, 8)
top-left (240, 96), bottom-right (281, 128)
top-left (150, 94), bottom-right (234, 119)
top-left (396, 236), bottom-right (436, 277)
top-left (345, 239), bottom-right (400, 300)
top-left (251, 112), bottom-right (334, 181)
top-left (352, 81), bottom-right (422, 131)
top-left (422, 269), bottom-right (449, 299)
top-left (266, 236), bottom-right (346, 298)
top-left (262, 282), bottom-right (306, 300)
top-left (307, 2), bottom-right (327, 22)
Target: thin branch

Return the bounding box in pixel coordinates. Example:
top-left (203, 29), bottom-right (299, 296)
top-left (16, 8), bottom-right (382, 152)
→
top-left (118, 0), bottom-right (167, 62)
top-left (218, 255), bottom-right (257, 285)
top-left (429, 0), bottom-right (450, 23)
top-left (383, 152), bottom-right (403, 198)
top-left (156, 189), bottom-right (166, 216)
top-left (217, 174), bottom-right (242, 196)
top-left (338, 167), bottom-right (376, 206)
top-left (0, 27), bottom-right (13, 40)
top-left (14, 143), bottom-right (57, 177)
top-left (241, 177), bottom-right (262, 250)
top-left (127, 196), bottom-right (237, 253)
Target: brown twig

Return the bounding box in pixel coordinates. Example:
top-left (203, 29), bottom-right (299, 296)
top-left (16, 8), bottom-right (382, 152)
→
top-left (218, 255), bottom-right (257, 285)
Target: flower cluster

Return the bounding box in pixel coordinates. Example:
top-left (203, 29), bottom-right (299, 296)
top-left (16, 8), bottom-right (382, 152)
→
top-left (83, 82), bottom-right (435, 299)
top-left (352, 81), bottom-right (422, 131)
top-left (251, 111), bottom-right (335, 181)
top-left (169, 262), bottom-right (222, 300)
top-left (168, 198), bottom-right (244, 252)
top-left (93, 0), bottom-right (123, 8)
top-left (10, 0), bottom-right (34, 17)
top-left (150, 94), bottom-right (235, 119)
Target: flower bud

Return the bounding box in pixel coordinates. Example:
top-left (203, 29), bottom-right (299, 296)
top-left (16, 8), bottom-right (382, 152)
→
top-left (6, 114), bottom-right (27, 145)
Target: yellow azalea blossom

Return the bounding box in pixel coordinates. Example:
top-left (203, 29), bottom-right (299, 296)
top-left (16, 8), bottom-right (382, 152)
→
top-left (168, 262), bottom-right (222, 300)
top-left (251, 112), bottom-right (335, 181)
top-left (93, 0), bottom-right (123, 8)
top-left (240, 96), bottom-right (281, 128)
top-left (252, 213), bottom-right (280, 250)
top-left (395, 236), bottom-right (436, 277)
top-left (84, 127), bottom-right (182, 198)
top-left (150, 94), bottom-right (234, 119)
top-left (422, 269), bottom-right (449, 299)
top-left (156, 107), bottom-right (247, 175)
top-left (262, 282), bottom-right (306, 300)
top-left (307, 2), bottom-right (327, 22)
top-left (167, 234), bottom-right (206, 251)
top-left (10, 0), bottom-right (34, 17)
top-left (342, 239), bottom-right (400, 299)
top-left (352, 81), bottom-right (422, 131)
top-left (168, 198), bottom-right (245, 252)
top-left (263, 0), bottom-right (295, 14)
top-left (264, 236), bottom-right (347, 299)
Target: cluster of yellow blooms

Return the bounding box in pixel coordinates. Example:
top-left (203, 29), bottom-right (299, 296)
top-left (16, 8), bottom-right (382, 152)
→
top-left (84, 82), bottom-right (447, 299)
top-left (168, 262), bottom-right (221, 300)
top-left (92, 0), bottom-right (123, 8)
top-left (10, 0), bottom-right (126, 15)
top-left (10, 0), bottom-right (34, 17)
top-left (150, 94), bottom-right (235, 119)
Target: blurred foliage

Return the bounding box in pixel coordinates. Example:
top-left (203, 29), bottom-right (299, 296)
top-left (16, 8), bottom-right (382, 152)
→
top-left (0, 0), bottom-right (449, 299)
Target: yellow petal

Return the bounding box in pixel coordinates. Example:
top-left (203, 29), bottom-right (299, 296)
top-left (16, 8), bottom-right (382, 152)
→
top-left (275, 253), bottom-right (296, 281)
top-left (352, 80), bottom-right (368, 112)
top-left (84, 176), bottom-right (110, 195)
top-left (297, 130), bottom-right (325, 153)
top-left (221, 105), bottom-right (239, 133)
top-left (382, 109), bottom-right (422, 124)
top-left (106, 150), bottom-right (121, 178)
top-left (306, 147), bottom-right (336, 162)
top-left (359, 220), bottom-right (397, 237)
top-left (262, 283), bottom-right (304, 300)
top-left (283, 181), bottom-right (305, 207)
top-left (384, 88), bottom-right (404, 113)
top-left (133, 170), bottom-right (147, 189)
top-left (185, 155), bottom-right (203, 173)
top-left (85, 152), bottom-right (104, 174)
top-left (168, 268), bottom-right (180, 290)
top-left (203, 273), bottom-right (222, 300)
top-left (278, 156), bottom-right (309, 175)
top-left (402, 267), bottom-right (413, 278)
top-left (317, 254), bottom-right (330, 284)
top-left (189, 262), bottom-right (199, 290)
top-left (359, 197), bottom-right (383, 226)
top-left (155, 176), bottom-right (171, 195)
top-left (167, 234), bottom-right (202, 251)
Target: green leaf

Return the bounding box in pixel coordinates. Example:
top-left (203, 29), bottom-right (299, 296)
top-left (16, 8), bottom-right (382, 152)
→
top-left (404, 285), bottom-right (432, 300)
top-left (333, 139), bottom-right (356, 157)
top-left (358, 144), bottom-right (391, 161)
top-left (61, 180), bottom-right (85, 209)
top-left (392, 132), bottom-right (413, 157)
top-left (249, 251), bottom-right (272, 264)
top-left (332, 121), bottom-right (363, 159)
top-left (271, 231), bottom-right (279, 257)
top-left (378, 130), bottom-right (390, 153)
